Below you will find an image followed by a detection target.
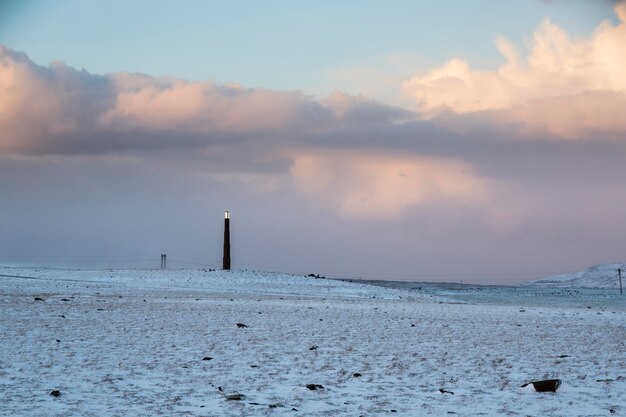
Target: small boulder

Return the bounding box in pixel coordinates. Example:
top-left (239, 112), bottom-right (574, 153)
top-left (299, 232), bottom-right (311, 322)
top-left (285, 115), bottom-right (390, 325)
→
top-left (236, 323), bottom-right (248, 328)
top-left (202, 356), bottom-right (213, 361)
top-left (225, 393), bottom-right (244, 401)
top-left (353, 373), bottom-right (362, 378)
top-left (439, 389), bottom-right (454, 395)
top-left (521, 379), bottom-right (561, 392)
top-left (306, 384), bottom-right (324, 391)
top-left (309, 346), bottom-right (318, 351)
top-left (49, 390), bottom-right (61, 397)
top-left (34, 297), bottom-right (44, 302)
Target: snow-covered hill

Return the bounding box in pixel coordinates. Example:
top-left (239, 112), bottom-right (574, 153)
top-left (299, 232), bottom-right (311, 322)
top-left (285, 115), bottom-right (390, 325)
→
top-left (524, 263), bottom-right (625, 288)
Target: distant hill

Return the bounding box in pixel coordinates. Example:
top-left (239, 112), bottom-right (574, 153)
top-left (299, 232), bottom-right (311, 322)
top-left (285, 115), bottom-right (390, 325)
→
top-left (524, 263), bottom-right (625, 289)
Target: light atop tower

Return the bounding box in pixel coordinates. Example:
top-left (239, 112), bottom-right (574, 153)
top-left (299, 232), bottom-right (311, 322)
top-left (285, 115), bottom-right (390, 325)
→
top-left (225, 210), bottom-right (230, 219)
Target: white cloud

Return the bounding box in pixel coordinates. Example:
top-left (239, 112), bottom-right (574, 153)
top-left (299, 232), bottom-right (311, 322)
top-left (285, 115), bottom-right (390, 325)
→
top-left (403, 3), bottom-right (626, 138)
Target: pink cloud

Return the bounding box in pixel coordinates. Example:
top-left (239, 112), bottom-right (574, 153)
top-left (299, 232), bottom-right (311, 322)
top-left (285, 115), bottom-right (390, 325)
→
top-left (99, 79), bottom-right (324, 133)
top-left (288, 150), bottom-right (485, 219)
top-left (0, 45), bottom-right (408, 155)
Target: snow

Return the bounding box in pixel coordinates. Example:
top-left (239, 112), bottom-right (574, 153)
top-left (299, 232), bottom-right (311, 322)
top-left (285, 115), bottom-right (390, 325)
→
top-left (1, 266), bottom-right (624, 416)
top-left (524, 263), bottom-right (625, 289)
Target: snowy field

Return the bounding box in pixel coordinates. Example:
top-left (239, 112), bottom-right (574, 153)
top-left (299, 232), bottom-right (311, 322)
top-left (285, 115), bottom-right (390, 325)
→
top-left (0, 267), bottom-right (624, 416)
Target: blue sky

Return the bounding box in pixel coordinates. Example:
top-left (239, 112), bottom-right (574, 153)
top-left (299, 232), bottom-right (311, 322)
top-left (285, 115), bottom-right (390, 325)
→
top-left (0, 0), bottom-right (618, 92)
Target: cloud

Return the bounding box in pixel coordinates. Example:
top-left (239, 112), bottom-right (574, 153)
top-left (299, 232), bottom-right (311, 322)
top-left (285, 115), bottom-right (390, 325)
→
top-left (403, 3), bottom-right (626, 138)
top-left (0, 44), bottom-right (466, 219)
top-left (288, 150), bottom-right (485, 219)
top-left (99, 78), bottom-right (331, 133)
top-left (0, 45), bottom-right (409, 155)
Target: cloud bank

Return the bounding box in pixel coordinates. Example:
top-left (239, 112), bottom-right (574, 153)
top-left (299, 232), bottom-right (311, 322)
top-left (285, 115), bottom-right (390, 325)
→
top-left (0, 45), bottom-right (411, 155)
top-left (0, 44), bottom-right (486, 219)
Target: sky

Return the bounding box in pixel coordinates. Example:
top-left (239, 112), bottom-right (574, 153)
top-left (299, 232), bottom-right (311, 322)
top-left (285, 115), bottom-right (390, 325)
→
top-left (1, 1), bottom-right (626, 283)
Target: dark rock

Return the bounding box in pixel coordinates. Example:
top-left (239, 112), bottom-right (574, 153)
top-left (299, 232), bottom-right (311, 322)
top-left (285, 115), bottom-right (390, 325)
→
top-left (411, 324), bottom-right (415, 327)
top-left (60, 315), bottom-right (65, 318)
top-left (236, 323), bottom-right (248, 328)
top-left (34, 297), bottom-right (44, 301)
top-left (218, 386), bottom-right (223, 392)
top-left (202, 357), bottom-right (213, 361)
top-left (309, 346), bottom-right (318, 351)
top-left (558, 355), bottom-right (570, 358)
top-left (439, 389), bottom-right (454, 395)
top-left (306, 384), bottom-right (324, 390)
top-left (56, 339), bottom-right (60, 343)
top-left (521, 379), bottom-right (562, 392)
top-left (61, 298), bottom-right (70, 302)
top-left (353, 373), bottom-right (362, 378)
top-left (49, 390), bottom-right (61, 397)
top-left (225, 394), bottom-right (244, 401)
top-left (391, 410), bottom-right (397, 413)
top-left (268, 403), bottom-right (283, 408)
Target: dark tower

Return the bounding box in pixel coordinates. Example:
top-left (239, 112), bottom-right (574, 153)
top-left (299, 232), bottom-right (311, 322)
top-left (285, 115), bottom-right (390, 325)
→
top-left (223, 211), bottom-right (231, 270)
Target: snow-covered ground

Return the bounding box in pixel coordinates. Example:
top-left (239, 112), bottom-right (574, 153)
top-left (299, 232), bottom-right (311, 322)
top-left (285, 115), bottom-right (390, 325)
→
top-left (1, 266), bottom-right (624, 416)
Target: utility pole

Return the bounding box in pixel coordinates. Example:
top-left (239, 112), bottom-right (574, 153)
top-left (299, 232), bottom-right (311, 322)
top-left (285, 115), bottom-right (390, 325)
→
top-left (619, 268), bottom-right (623, 296)
top-left (223, 211), bottom-right (231, 270)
